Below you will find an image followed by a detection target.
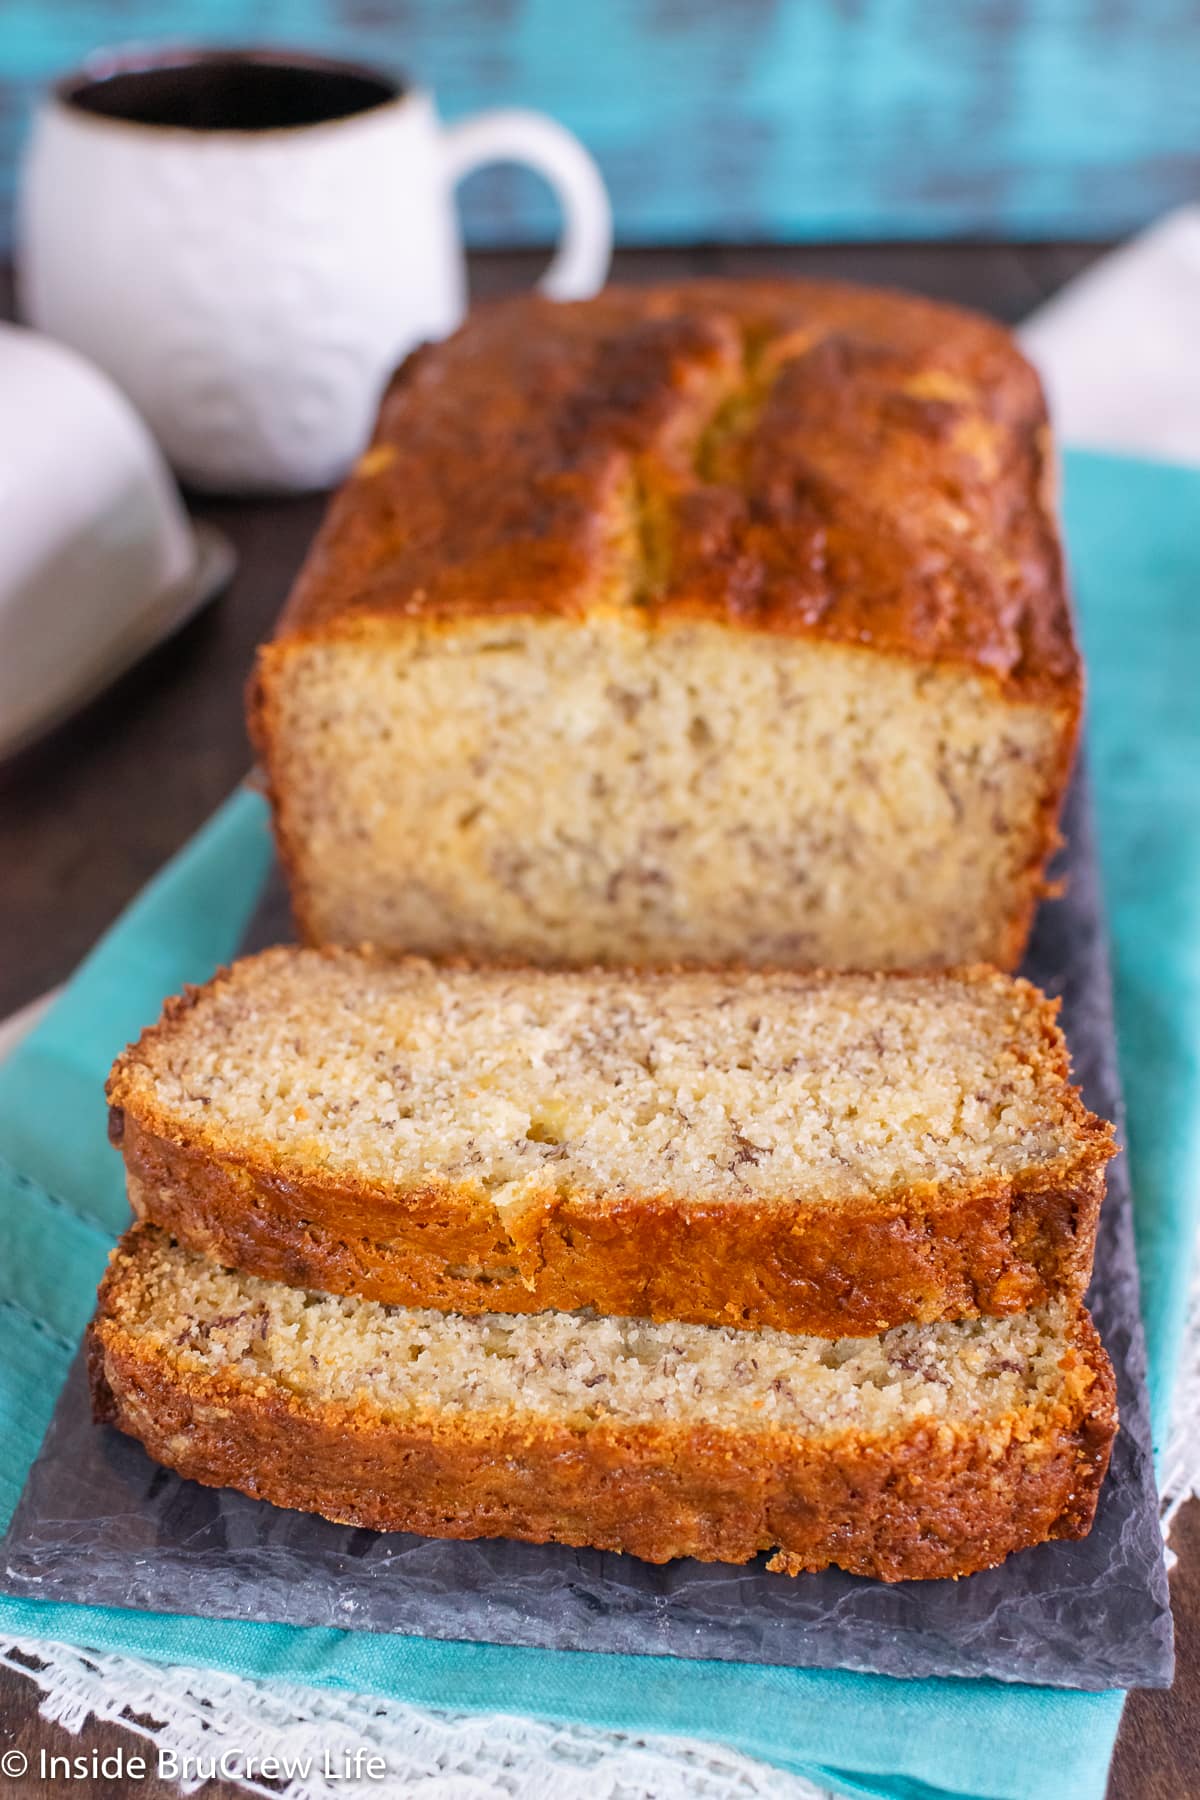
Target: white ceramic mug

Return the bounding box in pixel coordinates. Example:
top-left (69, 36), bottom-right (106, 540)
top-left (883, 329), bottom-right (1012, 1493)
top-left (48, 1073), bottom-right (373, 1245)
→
top-left (17, 47), bottom-right (613, 492)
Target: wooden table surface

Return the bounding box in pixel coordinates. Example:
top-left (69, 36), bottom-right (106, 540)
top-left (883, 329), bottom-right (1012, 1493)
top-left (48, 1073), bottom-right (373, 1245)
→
top-left (1, 243), bottom-right (1195, 1799)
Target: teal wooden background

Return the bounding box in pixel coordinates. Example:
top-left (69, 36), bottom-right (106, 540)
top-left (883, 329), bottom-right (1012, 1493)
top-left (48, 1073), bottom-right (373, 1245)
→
top-left (2, 1), bottom-right (1199, 246)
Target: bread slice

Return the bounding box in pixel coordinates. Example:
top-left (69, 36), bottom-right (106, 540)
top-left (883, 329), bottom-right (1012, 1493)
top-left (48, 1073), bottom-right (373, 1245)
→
top-left (90, 1226), bottom-right (1116, 1581)
top-left (107, 949), bottom-right (1114, 1338)
top-left (250, 280), bottom-right (1079, 973)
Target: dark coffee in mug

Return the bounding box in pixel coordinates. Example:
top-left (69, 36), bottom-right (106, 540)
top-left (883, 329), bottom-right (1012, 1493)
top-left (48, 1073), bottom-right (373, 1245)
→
top-left (60, 50), bottom-right (402, 134)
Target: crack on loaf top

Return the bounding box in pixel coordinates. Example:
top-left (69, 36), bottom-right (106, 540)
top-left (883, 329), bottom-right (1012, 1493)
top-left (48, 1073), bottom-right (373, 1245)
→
top-left (269, 281), bottom-right (1078, 707)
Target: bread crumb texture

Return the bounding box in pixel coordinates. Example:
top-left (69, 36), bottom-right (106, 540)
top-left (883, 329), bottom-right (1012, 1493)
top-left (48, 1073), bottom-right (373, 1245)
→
top-left (265, 624), bottom-right (1062, 969)
top-left (104, 1229), bottom-right (1095, 1440)
top-left (111, 951), bottom-right (1105, 1210)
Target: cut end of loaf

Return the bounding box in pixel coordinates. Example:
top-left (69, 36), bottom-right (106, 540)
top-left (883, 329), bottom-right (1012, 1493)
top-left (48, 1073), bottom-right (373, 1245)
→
top-left (256, 620), bottom-right (1071, 971)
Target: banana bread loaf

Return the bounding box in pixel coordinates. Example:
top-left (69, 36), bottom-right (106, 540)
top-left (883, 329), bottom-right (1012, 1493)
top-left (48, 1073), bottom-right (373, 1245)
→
top-left (107, 949), bottom-right (1114, 1338)
top-left (250, 279), bottom-right (1079, 972)
top-left (90, 1226), bottom-right (1117, 1581)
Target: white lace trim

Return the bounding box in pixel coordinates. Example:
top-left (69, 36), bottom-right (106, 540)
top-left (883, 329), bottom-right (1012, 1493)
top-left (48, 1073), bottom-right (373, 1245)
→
top-left (1157, 1250), bottom-right (1200, 1571)
top-left (0, 1637), bottom-right (829, 1799)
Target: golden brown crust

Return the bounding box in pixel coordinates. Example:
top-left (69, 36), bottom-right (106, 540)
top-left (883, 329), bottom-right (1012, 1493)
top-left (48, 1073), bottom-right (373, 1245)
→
top-left (107, 951), bottom-right (1115, 1338)
top-left (89, 1235), bottom-right (1117, 1582)
top-left (258, 280), bottom-right (1078, 707)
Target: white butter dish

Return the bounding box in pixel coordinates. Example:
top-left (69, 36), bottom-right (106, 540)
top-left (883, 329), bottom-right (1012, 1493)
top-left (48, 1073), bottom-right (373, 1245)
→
top-left (0, 323), bottom-right (234, 758)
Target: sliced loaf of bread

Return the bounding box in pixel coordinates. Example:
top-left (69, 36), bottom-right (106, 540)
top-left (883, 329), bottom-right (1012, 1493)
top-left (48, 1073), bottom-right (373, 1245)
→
top-left (107, 949), bottom-right (1114, 1337)
top-left (250, 281), bottom-right (1079, 974)
top-left (90, 1226), bottom-right (1117, 1581)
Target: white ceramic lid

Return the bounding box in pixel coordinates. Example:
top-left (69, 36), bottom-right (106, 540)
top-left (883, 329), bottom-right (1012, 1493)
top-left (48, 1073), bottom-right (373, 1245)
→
top-left (0, 323), bottom-right (218, 755)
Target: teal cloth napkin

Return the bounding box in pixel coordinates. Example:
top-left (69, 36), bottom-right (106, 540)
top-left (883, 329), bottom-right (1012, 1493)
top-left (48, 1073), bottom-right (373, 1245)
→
top-left (1, 450), bottom-right (1197, 1800)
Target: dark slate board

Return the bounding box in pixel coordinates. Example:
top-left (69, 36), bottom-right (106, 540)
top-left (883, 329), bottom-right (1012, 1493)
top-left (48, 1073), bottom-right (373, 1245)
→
top-left (0, 770), bottom-right (1174, 1690)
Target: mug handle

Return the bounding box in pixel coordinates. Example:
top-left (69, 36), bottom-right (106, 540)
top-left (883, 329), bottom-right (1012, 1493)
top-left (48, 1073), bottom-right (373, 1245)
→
top-left (442, 109), bottom-right (612, 300)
